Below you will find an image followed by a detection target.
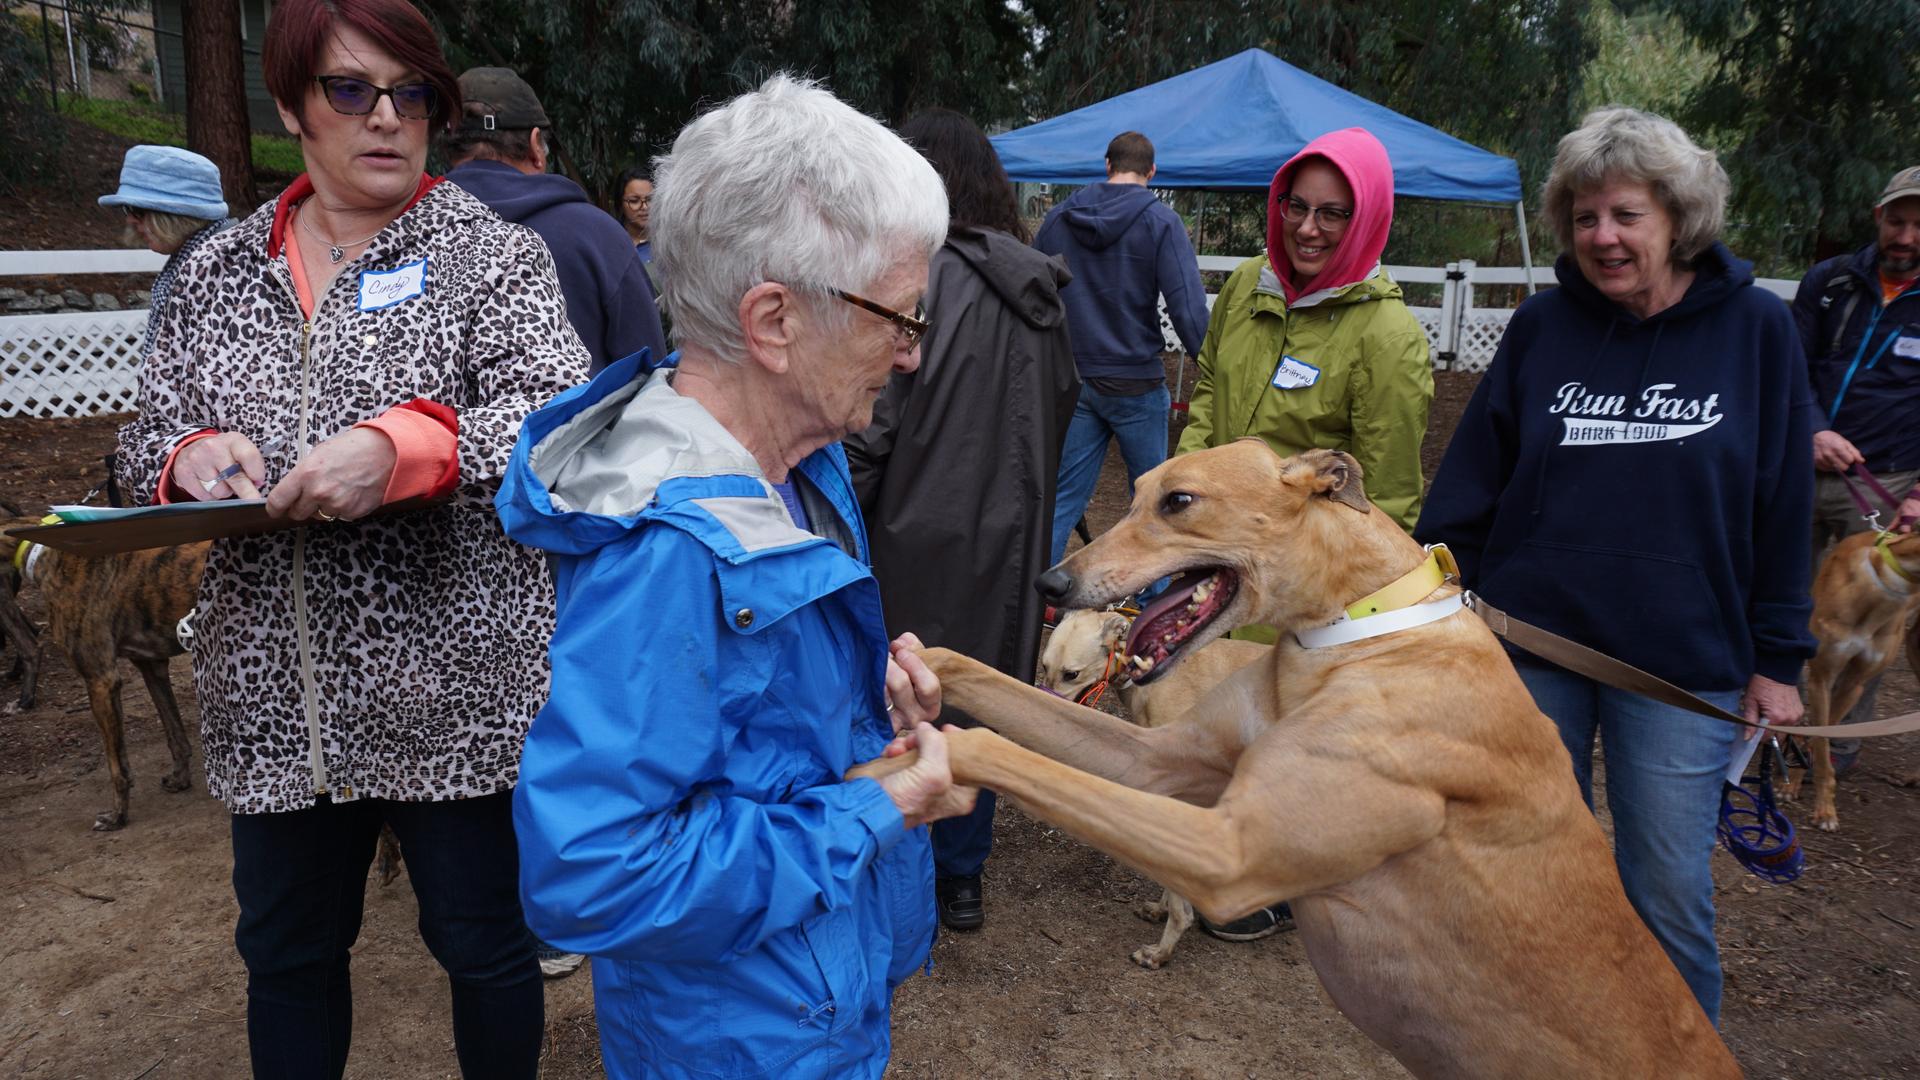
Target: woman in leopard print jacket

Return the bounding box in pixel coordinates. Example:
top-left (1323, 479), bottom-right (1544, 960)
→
top-left (114, 1), bottom-right (584, 1075)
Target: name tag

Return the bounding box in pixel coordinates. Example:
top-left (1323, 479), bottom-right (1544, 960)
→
top-left (1271, 355), bottom-right (1320, 390)
top-left (358, 258), bottom-right (428, 311)
top-left (1894, 335), bottom-right (1920, 360)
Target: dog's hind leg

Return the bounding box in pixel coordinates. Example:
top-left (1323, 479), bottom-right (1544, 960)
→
top-left (0, 581), bottom-right (40, 709)
top-left (133, 657), bottom-right (193, 794)
top-left (83, 670), bottom-right (133, 831)
top-left (1131, 890), bottom-right (1195, 970)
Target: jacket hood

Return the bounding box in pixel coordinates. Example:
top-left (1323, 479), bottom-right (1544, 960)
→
top-left (444, 160), bottom-right (593, 225)
top-left (1060, 182), bottom-right (1162, 250)
top-left (497, 352), bottom-right (808, 558)
top-left (945, 225), bottom-right (1072, 330)
top-left (1267, 129), bottom-right (1395, 305)
top-left (1554, 240), bottom-right (1754, 325)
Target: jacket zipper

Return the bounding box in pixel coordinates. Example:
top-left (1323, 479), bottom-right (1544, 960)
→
top-left (275, 258), bottom-right (332, 799)
top-left (292, 315), bottom-right (329, 796)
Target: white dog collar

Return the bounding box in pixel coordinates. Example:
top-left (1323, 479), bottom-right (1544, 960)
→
top-left (1294, 592), bottom-right (1466, 649)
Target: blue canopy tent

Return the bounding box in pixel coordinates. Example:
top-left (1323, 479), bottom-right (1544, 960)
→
top-left (990, 48), bottom-right (1536, 288)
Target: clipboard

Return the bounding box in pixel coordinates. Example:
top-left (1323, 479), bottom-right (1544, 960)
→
top-left (4, 497), bottom-right (445, 556)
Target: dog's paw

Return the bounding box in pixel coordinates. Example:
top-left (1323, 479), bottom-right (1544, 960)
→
top-left (1135, 902), bottom-right (1168, 924)
top-left (1890, 770), bottom-right (1920, 789)
top-left (1812, 802), bottom-right (1840, 832)
top-left (1129, 945), bottom-right (1172, 970)
top-left (160, 772), bottom-right (191, 793)
top-left (91, 810), bottom-right (127, 831)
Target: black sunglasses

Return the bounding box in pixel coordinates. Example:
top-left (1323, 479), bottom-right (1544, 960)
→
top-left (313, 75), bottom-right (437, 121)
top-left (829, 288), bottom-right (930, 346)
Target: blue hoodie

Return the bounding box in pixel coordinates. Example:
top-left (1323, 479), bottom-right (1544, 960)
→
top-left (447, 159), bottom-right (665, 374)
top-left (1791, 242), bottom-right (1920, 473)
top-left (1035, 182), bottom-right (1208, 379)
top-left (496, 353), bottom-right (935, 1079)
top-left (1417, 243), bottom-right (1817, 691)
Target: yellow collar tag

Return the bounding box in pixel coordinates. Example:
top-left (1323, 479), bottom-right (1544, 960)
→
top-left (1344, 544), bottom-right (1458, 620)
top-left (1876, 532), bottom-right (1917, 585)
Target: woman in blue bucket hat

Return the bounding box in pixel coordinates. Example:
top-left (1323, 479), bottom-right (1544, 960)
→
top-left (98, 144), bottom-right (236, 356)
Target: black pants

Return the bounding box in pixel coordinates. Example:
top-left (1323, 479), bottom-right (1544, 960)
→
top-left (230, 791), bottom-right (542, 1079)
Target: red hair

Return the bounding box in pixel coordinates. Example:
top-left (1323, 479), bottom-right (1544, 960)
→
top-left (263, 0), bottom-right (460, 131)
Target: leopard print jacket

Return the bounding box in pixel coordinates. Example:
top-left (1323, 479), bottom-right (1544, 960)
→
top-left (117, 180), bottom-right (589, 813)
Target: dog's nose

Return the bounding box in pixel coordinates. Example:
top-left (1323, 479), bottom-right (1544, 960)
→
top-left (1034, 567), bottom-right (1076, 604)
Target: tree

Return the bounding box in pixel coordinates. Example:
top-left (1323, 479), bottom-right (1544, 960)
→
top-left (182, 0), bottom-right (257, 214)
top-left (1658, 0), bottom-right (1920, 270)
top-left (421, 0), bottom-right (1031, 205)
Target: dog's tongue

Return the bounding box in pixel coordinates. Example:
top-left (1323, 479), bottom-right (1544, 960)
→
top-left (1125, 571), bottom-right (1207, 658)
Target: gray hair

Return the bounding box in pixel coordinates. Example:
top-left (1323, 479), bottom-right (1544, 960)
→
top-left (1542, 107), bottom-right (1730, 263)
top-left (651, 74), bottom-right (949, 363)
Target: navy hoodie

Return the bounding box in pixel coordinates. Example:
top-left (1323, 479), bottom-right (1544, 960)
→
top-left (1416, 243), bottom-right (1817, 691)
top-left (1791, 242), bottom-right (1920, 473)
top-left (447, 159), bottom-right (665, 374)
top-left (1035, 183), bottom-right (1207, 380)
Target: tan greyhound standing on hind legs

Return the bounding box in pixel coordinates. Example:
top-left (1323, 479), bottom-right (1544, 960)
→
top-left (856, 442), bottom-right (1739, 1079)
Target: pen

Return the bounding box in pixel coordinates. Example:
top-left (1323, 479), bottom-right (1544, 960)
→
top-left (213, 435), bottom-right (293, 486)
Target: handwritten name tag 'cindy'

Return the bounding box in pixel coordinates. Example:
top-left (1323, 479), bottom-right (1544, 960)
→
top-left (1271, 355), bottom-right (1320, 390)
top-left (358, 259), bottom-right (428, 311)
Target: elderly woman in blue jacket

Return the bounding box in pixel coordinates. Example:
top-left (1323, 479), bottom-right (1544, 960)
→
top-left (496, 76), bottom-right (976, 1079)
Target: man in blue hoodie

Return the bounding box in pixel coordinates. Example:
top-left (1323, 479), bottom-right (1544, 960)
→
top-left (443, 68), bottom-right (665, 376)
top-left (1036, 132), bottom-right (1209, 563)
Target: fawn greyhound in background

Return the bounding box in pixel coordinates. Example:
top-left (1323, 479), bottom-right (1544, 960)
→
top-left (1788, 528), bottom-right (1920, 829)
top-left (1037, 609), bottom-right (1265, 967)
top-left (6, 526), bottom-right (208, 830)
top-left (857, 442), bottom-right (1738, 1078)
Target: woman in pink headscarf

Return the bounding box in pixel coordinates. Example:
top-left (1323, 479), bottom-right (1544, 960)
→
top-left (1174, 127), bottom-right (1434, 946)
top-left (1179, 128), bottom-right (1433, 532)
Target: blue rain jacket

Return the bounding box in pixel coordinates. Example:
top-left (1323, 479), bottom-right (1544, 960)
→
top-left (496, 351), bottom-right (937, 1079)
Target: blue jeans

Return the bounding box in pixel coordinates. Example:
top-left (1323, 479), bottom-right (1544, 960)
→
top-left (1514, 660), bottom-right (1741, 1025)
top-left (231, 791), bottom-right (543, 1079)
top-left (1049, 384), bottom-right (1172, 565)
top-left (932, 788), bottom-right (997, 880)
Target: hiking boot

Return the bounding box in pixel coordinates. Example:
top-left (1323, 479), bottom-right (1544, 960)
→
top-left (936, 875), bottom-right (985, 932)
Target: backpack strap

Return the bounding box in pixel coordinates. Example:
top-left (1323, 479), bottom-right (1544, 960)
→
top-left (1820, 273), bottom-right (1866, 360)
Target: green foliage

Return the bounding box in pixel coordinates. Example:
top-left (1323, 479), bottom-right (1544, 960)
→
top-left (1579, 1), bottom-right (1711, 115)
top-left (57, 96), bottom-right (306, 177)
top-left (0, 14), bottom-right (63, 192)
top-left (1657, 0), bottom-right (1920, 274)
top-left (422, 0), bottom-right (1033, 205)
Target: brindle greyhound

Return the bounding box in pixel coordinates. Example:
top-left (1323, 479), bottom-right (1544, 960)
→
top-left (7, 530), bottom-right (207, 830)
top-left (857, 442), bottom-right (1738, 1079)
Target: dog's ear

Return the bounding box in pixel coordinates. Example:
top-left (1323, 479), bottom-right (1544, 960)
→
top-left (1300, 449), bottom-right (1371, 514)
top-left (1101, 611), bottom-right (1131, 650)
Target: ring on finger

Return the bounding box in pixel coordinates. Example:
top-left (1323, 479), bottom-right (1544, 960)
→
top-left (315, 510), bottom-right (337, 522)
top-left (200, 476), bottom-right (221, 494)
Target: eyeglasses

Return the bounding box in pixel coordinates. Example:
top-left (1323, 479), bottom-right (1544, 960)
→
top-left (830, 288), bottom-right (930, 347)
top-left (313, 75), bottom-right (437, 121)
top-left (1277, 192), bottom-right (1353, 233)
top-left (623, 196), bottom-right (653, 209)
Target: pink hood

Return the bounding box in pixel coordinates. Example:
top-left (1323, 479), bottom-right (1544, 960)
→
top-left (1266, 128), bottom-right (1394, 304)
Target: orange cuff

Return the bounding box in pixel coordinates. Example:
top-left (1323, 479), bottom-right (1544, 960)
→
top-left (156, 429), bottom-right (220, 505)
top-left (355, 398), bottom-right (459, 504)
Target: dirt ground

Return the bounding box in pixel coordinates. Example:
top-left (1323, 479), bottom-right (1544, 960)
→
top-left (2, 381), bottom-right (1918, 1078)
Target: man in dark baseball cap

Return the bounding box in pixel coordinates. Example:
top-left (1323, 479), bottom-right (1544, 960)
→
top-left (441, 66), bottom-right (663, 377)
top-left (1790, 162), bottom-right (1920, 772)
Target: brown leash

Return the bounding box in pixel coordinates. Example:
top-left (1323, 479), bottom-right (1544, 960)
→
top-left (1462, 593), bottom-right (1920, 740)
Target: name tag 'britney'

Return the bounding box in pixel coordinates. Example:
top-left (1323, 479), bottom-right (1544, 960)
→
top-left (358, 258), bottom-right (428, 311)
top-left (1271, 355), bottom-right (1320, 390)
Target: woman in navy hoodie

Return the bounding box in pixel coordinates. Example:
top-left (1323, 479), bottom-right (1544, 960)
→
top-left (1417, 108), bottom-right (1815, 1026)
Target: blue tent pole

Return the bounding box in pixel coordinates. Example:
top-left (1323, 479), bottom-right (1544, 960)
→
top-left (1516, 200), bottom-right (1538, 296)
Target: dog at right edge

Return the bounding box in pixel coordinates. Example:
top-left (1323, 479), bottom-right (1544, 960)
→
top-left (1786, 528), bottom-right (1920, 829)
top-left (859, 444), bottom-right (1739, 1078)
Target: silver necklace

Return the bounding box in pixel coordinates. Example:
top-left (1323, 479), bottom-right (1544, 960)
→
top-left (297, 204), bottom-right (382, 263)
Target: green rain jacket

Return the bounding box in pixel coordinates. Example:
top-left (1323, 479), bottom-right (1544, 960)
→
top-left (1178, 256), bottom-right (1433, 531)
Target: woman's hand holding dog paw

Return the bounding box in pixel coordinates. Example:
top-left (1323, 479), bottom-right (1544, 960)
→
top-left (885, 633), bottom-right (941, 732)
top-left (875, 723), bottom-right (977, 829)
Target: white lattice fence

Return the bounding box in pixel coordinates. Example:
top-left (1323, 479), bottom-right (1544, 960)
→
top-left (0, 310), bottom-right (148, 418)
top-left (1450, 309), bottom-right (1515, 372)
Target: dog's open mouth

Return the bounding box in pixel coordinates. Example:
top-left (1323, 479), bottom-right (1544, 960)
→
top-left (1124, 568), bottom-right (1239, 684)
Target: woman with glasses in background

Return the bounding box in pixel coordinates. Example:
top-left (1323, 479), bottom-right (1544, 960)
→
top-left (97, 144), bottom-right (237, 359)
top-left (1171, 126), bottom-right (1432, 946)
top-left (1178, 127), bottom-right (1433, 538)
top-left (115, 0), bottom-right (587, 1075)
top-left (613, 165), bottom-right (654, 264)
